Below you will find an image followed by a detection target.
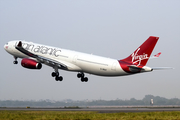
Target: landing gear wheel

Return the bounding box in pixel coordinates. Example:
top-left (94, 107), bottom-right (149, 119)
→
top-left (13, 61), bottom-right (18, 64)
top-left (55, 76), bottom-right (59, 81)
top-left (55, 76), bottom-right (63, 81)
top-left (81, 78), bottom-right (85, 82)
top-left (59, 76), bottom-right (63, 81)
top-left (52, 72), bottom-right (59, 77)
top-left (77, 73), bottom-right (83, 78)
top-left (52, 72), bottom-right (56, 77)
top-left (84, 77), bottom-right (88, 82)
top-left (81, 77), bottom-right (88, 82)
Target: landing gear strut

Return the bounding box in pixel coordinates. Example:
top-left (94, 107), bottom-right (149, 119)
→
top-left (13, 56), bottom-right (18, 64)
top-left (77, 72), bottom-right (88, 82)
top-left (52, 66), bottom-right (63, 81)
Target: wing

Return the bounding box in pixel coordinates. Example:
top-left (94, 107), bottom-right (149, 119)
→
top-left (15, 41), bottom-right (68, 70)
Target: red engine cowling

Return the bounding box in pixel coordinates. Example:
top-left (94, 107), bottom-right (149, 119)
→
top-left (21, 58), bottom-right (42, 69)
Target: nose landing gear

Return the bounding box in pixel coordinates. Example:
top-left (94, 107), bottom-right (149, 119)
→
top-left (13, 56), bottom-right (18, 64)
top-left (13, 61), bottom-right (18, 64)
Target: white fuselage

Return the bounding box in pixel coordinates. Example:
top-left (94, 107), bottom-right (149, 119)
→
top-left (5, 41), bottom-right (128, 76)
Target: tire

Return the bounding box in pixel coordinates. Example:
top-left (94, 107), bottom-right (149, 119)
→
top-left (52, 72), bottom-right (56, 77)
top-left (13, 61), bottom-right (18, 64)
top-left (81, 78), bottom-right (85, 82)
top-left (84, 77), bottom-right (88, 82)
top-left (55, 76), bottom-right (59, 81)
top-left (59, 76), bottom-right (63, 81)
top-left (77, 73), bottom-right (82, 78)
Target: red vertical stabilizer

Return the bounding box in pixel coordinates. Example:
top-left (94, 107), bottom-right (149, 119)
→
top-left (120, 36), bottom-right (159, 66)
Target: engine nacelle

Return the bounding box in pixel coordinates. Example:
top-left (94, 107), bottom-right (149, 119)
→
top-left (21, 58), bottom-right (42, 69)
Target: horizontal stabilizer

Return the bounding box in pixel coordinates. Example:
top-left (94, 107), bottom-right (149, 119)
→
top-left (154, 52), bottom-right (161, 57)
top-left (152, 67), bottom-right (174, 70)
top-left (150, 52), bottom-right (161, 59)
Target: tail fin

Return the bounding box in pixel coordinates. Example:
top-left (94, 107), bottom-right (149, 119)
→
top-left (121, 36), bottom-right (159, 66)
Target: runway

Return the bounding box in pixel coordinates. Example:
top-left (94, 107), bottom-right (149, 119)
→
top-left (1, 107), bottom-right (180, 113)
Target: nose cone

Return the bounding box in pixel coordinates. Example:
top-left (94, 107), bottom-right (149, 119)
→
top-left (4, 43), bottom-right (11, 54)
top-left (4, 44), bottom-right (8, 51)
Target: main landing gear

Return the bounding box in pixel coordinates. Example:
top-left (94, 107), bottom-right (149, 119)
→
top-left (77, 72), bottom-right (88, 82)
top-left (13, 56), bottom-right (18, 64)
top-left (52, 66), bottom-right (63, 81)
top-left (51, 72), bottom-right (63, 81)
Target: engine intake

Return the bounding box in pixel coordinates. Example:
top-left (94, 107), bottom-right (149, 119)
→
top-left (21, 58), bottom-right (42, 69)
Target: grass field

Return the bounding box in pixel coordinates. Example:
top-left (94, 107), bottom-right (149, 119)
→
top-left (0, 111), bottom-right (180, 120)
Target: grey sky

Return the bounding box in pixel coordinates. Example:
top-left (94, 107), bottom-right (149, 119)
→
top-left (0, 0), bottom-right (179, 101)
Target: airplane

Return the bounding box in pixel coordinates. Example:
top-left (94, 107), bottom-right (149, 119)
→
top-left (4, 36), bottom-right (167, 82)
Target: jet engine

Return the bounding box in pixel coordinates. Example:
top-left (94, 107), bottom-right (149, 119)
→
top-left (21, 58), bottom-right (42, 69)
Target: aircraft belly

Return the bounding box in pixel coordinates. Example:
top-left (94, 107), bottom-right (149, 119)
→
top-left (76, 57), bottom-right (128, 76)
top-left (83, 64), bottom-right (128, 76)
